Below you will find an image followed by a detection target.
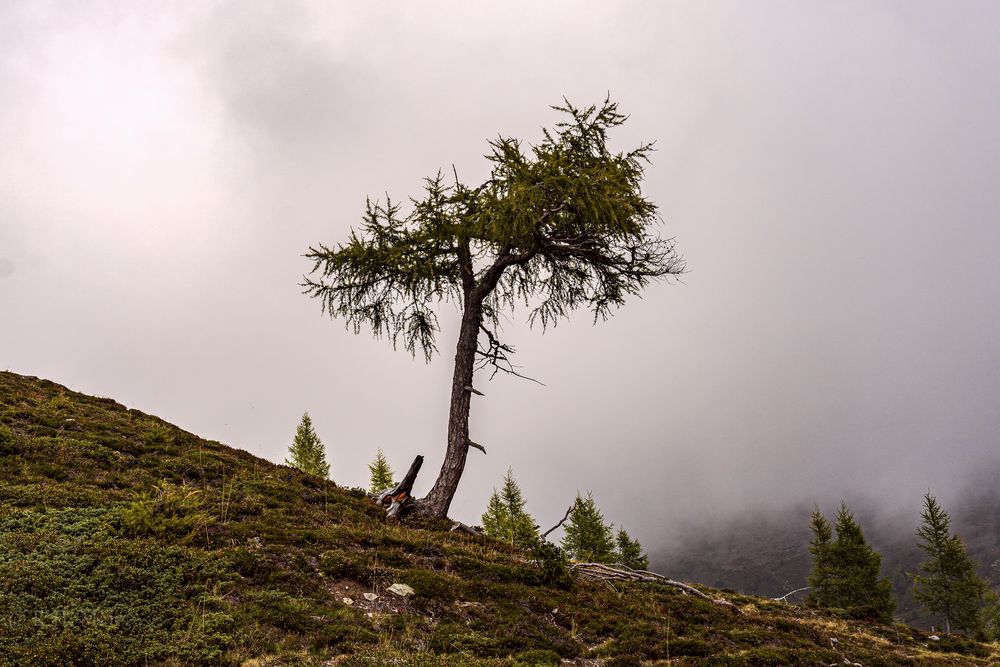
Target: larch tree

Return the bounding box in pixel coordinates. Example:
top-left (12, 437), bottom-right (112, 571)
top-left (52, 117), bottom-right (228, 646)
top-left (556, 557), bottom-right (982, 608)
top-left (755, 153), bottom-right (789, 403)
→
top-left (561, 492), bottom-right (616, 563)
top-left (806, 508), bottom-right (836, 608)
top-left (808, 503), bottom-right (895, 623)
top-left (368, 449), bottom-right (395, 494)
top-left (480, 468), bottom-right (539, 549)
top-left (913, 492), bottom-right (989, 634)
top-left (615, 528), bottom-right (649, 570)
top-left (304, 99), bottom-right (684, 517)
top-left (285, 412), bottom-right (330, 479)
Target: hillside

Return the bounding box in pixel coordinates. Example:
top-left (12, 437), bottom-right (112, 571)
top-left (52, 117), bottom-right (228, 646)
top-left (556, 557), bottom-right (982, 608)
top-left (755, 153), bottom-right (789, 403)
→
top-left (657, 483), bottom-right (1000, 630)
top-left (1, 371), bottom-right (997, 666)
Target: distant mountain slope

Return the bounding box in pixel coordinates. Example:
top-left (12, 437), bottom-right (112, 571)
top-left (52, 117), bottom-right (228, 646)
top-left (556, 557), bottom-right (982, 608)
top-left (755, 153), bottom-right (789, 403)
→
top-left (0, 371), bottom-right (996, 666)
top-left (656, 484), bottom-right (1000, 630)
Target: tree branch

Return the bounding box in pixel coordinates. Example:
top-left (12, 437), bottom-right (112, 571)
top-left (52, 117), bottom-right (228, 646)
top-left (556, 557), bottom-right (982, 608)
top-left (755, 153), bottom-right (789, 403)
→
top-left (475, 323), bottom-right (545, 384)
top-left (571, 563), bottom-right (739, 612)
top-left (541, 505), bottom-right (573, 539)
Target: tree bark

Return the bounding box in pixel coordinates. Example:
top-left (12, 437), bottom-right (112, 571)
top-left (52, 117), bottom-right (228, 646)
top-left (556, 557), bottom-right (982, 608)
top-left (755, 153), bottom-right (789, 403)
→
top-left (374, 455), bottom-right (423, 518)
top-left (419, 299), bottom-right (482, 516)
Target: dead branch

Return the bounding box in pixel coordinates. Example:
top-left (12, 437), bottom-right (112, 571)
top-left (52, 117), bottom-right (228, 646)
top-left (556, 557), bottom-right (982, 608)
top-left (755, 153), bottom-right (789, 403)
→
top-left (476, 323), bottom-right (545, 385)
top-left (466, 439), bottom-right (487, 454)
top-left (571, 563), bottom-right (739, 612)
top-left (464, 385), bottom-right (485, 396)
top-left (374, 455), bottom-right (423, 518)
top-left (541, 505), bottom-right (573, 539)
top-left (773, 586), bottom-right (810, 604)
top-left (450, 521), bottom-right (481, 536)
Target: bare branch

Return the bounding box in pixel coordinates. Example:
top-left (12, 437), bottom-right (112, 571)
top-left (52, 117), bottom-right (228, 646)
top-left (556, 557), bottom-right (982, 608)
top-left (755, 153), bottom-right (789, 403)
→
top-left (475, 323), bottom-right (545, 385)
top-left (571, 563), bottom-right (739, 612)
top-left (773, 586), bottom-right (811, 604)
top-left (541, 506), bottom-right (573, 540)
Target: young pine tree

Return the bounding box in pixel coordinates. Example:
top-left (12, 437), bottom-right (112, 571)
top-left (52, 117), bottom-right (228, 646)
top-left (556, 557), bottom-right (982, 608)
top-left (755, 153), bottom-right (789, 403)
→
top-left (284, 412), bottom-right (330, 479)
top-left (368, 449), bottom-right (395, 493)
top-left (806, 508), bottom-right (837, 608)
top-left (913, 492), bottom-right (989, 635)
top-left (480, 469), bottom-right (539, 549)
top-left (806, 503), bottom-right (894, 622)
top-left (561, 492), bottom-right (616, 563)
top-left (615, 528), bottom-right (649, 570)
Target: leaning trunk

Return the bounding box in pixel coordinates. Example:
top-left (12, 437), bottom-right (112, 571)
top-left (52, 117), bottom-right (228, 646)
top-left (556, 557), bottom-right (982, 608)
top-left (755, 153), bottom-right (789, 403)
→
top-left (420, 300), bottom-right (482, 516)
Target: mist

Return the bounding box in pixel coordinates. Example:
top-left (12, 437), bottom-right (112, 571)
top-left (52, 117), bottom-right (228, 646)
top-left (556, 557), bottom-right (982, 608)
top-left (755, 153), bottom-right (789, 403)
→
top-left (3, 1), bottom-right (999, 556)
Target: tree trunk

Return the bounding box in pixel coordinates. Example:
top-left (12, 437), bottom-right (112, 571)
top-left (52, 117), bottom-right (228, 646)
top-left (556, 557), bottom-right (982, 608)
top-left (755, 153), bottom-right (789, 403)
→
top-left (420, 300), bottom-right (482, 516)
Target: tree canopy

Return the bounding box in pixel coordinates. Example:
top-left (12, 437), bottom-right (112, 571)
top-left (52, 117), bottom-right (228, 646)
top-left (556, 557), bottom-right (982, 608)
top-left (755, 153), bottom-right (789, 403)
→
top-left (305, 99), bottom-right (683, 516)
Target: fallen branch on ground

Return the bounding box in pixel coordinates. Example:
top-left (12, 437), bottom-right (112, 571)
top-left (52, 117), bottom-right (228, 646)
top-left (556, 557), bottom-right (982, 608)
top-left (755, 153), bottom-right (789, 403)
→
top-left (571, 563), bottom-right (739, 612)
top-left (450, 521), bottom-right (481, 536)
top-left (772, 586), bottom-right (810, 603)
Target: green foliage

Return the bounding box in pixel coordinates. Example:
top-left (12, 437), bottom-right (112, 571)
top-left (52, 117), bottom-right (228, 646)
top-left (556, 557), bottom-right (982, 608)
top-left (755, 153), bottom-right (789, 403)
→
top-left (530, 540), bottom-right (575, 590)
top-left (368, 448), bottom-right (395, 493)
top-left (119, 480), bottom-right (216, 543)
top-left (615, 528), bottom-right (649, 571)
top-left (0, 424), bottom-right (15, 454)
top-left (480, 468), bottom-right (539, 549)
top-left (807, 508), bottom-right (835, 607)
top-left (913, 492), bottom-right (990, 634)
top-left (561, 492), bottom-right (616, 563)
top-left (0, 507), bottom-right (234, 666)
top-left (981, 591), bottom-right (1000, 641)
top-left (806, 503), bottom-right (895, 623)
top-left (284, 412), bottom-right (330, 479)
top-left (303, 97), bottom-right (685, 362)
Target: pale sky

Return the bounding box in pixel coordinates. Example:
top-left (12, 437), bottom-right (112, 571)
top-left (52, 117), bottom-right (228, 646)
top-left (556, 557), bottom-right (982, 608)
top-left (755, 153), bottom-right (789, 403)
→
top-left (3, 1), bottom-right (999, 555)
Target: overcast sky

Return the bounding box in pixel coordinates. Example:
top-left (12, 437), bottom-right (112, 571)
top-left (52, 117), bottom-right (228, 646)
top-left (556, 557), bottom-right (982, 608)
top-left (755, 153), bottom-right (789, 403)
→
top-left (2, 1), bottom-right (999, 553)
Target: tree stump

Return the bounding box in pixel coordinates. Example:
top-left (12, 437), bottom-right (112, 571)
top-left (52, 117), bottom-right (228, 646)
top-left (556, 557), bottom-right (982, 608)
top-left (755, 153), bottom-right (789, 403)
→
top-left (374, 455), bottom-right (423, 518)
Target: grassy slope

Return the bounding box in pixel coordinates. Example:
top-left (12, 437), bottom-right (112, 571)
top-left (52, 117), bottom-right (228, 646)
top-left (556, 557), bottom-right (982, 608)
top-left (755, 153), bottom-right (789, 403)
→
top-left (0, 371), bottom-right (996, 666)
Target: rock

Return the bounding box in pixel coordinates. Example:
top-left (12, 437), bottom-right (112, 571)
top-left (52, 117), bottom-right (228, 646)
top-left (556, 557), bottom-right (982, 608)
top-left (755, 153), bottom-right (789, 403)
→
top-left (342, 597), bottom-right (354, 605)
top-left (929, 634), bottom-right (940, 641)
top-left (363, 592), bottom-right (378, 602)
top-left (387, 583), bottom-right (415, 598)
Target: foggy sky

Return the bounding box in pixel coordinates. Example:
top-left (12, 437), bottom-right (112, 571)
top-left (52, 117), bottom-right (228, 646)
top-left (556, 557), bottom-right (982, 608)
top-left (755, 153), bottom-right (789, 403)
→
top-left (2, 1), bottom-right (999, 553)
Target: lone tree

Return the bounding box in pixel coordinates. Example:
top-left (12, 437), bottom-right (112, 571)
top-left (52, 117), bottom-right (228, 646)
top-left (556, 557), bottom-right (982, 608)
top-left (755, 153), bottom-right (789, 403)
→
top-left (305, 99), bottom-right (684, 517)
top-left (285, 412), bottom-right (330, 479)
top-left (913, 492), bottom-right (989, 634)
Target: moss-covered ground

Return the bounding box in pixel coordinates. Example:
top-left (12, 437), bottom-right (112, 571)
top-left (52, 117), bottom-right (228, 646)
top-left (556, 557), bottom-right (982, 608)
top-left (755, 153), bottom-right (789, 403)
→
top-left (1, 371), bottom-right (997, 666)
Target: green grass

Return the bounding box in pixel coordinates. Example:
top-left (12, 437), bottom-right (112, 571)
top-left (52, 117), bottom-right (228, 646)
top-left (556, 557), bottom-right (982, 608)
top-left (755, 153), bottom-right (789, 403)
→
top-left (0, 370), bottom-right (997, 666)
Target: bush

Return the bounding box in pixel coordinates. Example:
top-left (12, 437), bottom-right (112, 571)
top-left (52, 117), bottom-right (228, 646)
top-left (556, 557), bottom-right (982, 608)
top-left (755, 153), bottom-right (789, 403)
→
top-left (530, 541), bottom-right (574, 590)
top-left (0, 424), bottom-right (15, 453)
top-left (118, 481), bottom-right (215, 542)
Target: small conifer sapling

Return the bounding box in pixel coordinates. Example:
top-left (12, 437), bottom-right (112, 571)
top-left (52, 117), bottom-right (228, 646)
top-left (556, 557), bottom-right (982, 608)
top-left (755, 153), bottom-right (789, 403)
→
top-left (284, 412), bottom-right (330, 479)
top-left (615, 528), bottom-right (649, 570)
top-left (480, 468), bottom-right (539, 549)
top-left (561, 492), bottom-right (616, 563)
top-left (368, 449), bottom-right (395, 493)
